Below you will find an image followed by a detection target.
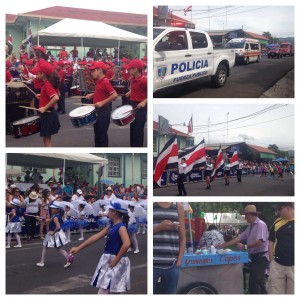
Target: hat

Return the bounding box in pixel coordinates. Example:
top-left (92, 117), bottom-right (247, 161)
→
top-left (10, 198), bottom-right (21, 206)
top-left (26, 59), bottom-right (33, 66)
top-left (57, 61), bottom-right (65, 67)
top-left (124, 59), bottom-right (145, 69)
top-left (106, 187), bottom-right (113, 192)
top-left (243, 205), bottom-right (261, 215)
top-left (10, 184), bottom-right (17, 188)
top-left (107, 199), bottom-right (128, 214)
top-left (20, 54), bottom-right (29, 60)
top-left (88, 61), bottom-right (107, 71)
top-left (38, 61), bottom-right (55, 75)
top-left (33, 46), bottom-right (46, 55)
top-left (76, 189), bottom-right (83, 194)
top-left (121, 58), bottom-right (129, 63)
top-left (49, 201), bottom-right (62, 209)
top-left (29, 191), bottom-right (39, 200)
top-left (272, 202), bottom-right (294, 209)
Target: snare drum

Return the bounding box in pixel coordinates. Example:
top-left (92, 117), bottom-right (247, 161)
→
top-left (12, 116), bottom-right (40, 138)
top-left (112, 80), bottom-right (128, 95)
top-left (111, 105), bottom-right (135, 126)
top-left (69, 106), bottom-right (97, 128)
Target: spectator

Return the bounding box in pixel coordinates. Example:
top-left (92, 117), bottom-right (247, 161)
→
top-left (199, 224), bottom-right (225, 247)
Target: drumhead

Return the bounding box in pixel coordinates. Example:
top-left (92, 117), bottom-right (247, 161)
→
top-left (12, 116), bottom-right (40, 125)
top-left (111, 105), bottom-right (133, 119)
top-left (69, 105), bottom-right (95, 117)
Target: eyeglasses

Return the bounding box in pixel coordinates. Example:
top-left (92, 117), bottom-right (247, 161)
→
top-left (15, 191), bottom-right (20, 193)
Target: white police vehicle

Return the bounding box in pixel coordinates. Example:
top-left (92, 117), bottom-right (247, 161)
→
top-left (153, 27), bottom-right (235, 94)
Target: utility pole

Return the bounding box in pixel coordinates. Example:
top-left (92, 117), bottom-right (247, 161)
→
top-left (208, 117), bottom-right (210, 144)
top-left (227, 112), bottom-right (229, 143)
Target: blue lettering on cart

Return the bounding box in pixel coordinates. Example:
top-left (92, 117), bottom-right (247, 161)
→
top-left (171, 60), bottom-right (208, 74)
top-left (173, 70), bottom-right (208, 83)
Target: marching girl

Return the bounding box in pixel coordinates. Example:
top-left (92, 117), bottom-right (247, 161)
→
top-left (69, 199), bottom-right (131, 294)
top-left (39, 189), bottom-right (50, 239)
top-left (127, 203), bottom-right (139, 253)
top-left (124, 59), bottom-right (147, 147)
top-left (6, 199), bottom-right (22, 248)
top-left (31, 60), bottom-right (61, 147)
top-left (76, 204), bottom-right (89, 241)
top-left (36, 201), bottom-right (72, 268)
top-left (96, 204), bottom-right (109, 230)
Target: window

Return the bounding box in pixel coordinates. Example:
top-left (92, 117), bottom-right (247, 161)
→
top-left (107, 156), bottom-right (121, 177)
top-left (250, 43), bottom-right (259, 50)
top-left (155, 31), bottom-right (187, 51)
top-left (141, 158), bottom-right (147, 179)
top-left (190, 32), bottom-right (208, 49)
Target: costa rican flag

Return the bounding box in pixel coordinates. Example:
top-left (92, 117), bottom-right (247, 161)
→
top-left (211, 145), bottom-right (224, 179)
top-left (230, 151), bottom-right (239, 169)
top-left (153, 136), bottom-right (178, 186)
top-left (184, 5), bottom-right (192, 15)
top-left (8, 34), bottom-right (13, 49)
top-left (187, 115), bottom-right (193, 134)
top-left (179, 139), bottom-right (206, 175)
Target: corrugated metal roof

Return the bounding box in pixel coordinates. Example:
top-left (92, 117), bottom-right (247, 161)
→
top-left (153, 121), bottom-right (192, 138)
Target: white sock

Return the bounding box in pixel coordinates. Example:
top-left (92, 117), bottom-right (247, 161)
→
top-left (15, 233), bottom-right (21, 246)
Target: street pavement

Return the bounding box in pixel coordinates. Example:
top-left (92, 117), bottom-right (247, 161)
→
top-left (154, 174), bottom-right (294, 196)
top-left (6, 96), bottom-right (147, 148)
top-left (6, 231), bottom-right (147, 294)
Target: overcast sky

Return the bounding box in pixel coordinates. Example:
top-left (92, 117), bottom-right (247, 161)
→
top-left (168, 5), bottom-right (294, 38)
top-left (4, 0), bottom-right (149, 15)
top-left (153, 104), bottom-right (294, 150)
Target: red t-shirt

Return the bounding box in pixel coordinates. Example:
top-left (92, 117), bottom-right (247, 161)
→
top-left (6, 70), bottom-right (13, 83)
top-left (93, 77), bottom-right (116, 105)
top-left (59, 50), bottom-right (68, 59)
top-left (106, 69), bottom-right (114, 80)
top-left (130, 75), bottom-right (147, 102)
top-left (39, 80), bottom-right (59, 108)
top-left (122, 68), bottom-right (130, 81)
top-left (33, 77), bottom-right (43, 89)
top-left (58, 69), bottom-right (65, 83)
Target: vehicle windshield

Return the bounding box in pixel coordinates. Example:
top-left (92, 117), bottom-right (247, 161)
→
top-left (225, 41), bottom-right (245, 49)
top-left (153, 28), bottom-right (165, 40)
top-left (270, 47), bottom-right (280, 51)
top-left (280, 44), bottom-right (289, 48)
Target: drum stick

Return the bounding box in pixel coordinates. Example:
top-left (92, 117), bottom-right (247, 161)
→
top-left (18, 106), bottom-right (51, 113)
top-left (22, 82), bottom-right (38, 97)
top-left (120, 107), bottom-right (138, 115)
top-left (73, 103), bottom-right (95, 106)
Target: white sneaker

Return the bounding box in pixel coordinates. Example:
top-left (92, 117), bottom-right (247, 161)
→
top-left (127, 248), bottom-right (132, 253)
top-left (78, 237), bottom-right (84, 241)
top-left (36, 262), bottom-right (45, 267)
top-left (14, 245), bottom-right (22, 248)
top-left (64, 262), bottom-right (72, 268)
top-left (142, 231), bottom-right (146, 234)
top-left (6, 245), bottom-right (10, 249)
top-left (134, 250), bottom-right (140, 254)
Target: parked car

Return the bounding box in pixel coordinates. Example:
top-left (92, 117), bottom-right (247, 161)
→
top-left (268, 47), bottom-right (283, 59)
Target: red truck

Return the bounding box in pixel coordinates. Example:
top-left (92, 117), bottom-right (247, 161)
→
top-left (280, 42), bottom-right (294, 56)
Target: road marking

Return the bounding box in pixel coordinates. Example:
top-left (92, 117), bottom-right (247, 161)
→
top-left (24, 274), bottom-right (91, 294)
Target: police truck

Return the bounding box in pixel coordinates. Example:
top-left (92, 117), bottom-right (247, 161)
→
top-left (153, 27), bottom-right (235, 94)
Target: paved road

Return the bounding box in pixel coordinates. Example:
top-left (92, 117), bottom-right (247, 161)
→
top-left (6, 231), bottom-right (147, 294)
top-left (154, 56), bottom-right (294, 98)
top-left (6, 97), bottom-right (147, 147)
top-left (154, 174), bottom-right (294, 196)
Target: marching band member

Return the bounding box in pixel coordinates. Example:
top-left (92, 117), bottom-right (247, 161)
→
top-left (125, 59), bottom-right (147, 147)
top-left (121, 58), bottom-right (130, 105)
top-left (224, 159), bottom-right (231, 186)
top-left (56, 61), bottom-right (66, 114)
top-left (204, 156), bottom-right (214, 190)
top-left (85, 62), bottom-right (118, 147)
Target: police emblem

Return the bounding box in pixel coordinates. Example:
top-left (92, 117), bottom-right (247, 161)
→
top-left (157, 66), bottom-right (167, 80)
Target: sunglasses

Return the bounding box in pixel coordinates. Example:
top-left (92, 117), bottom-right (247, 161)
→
top-left (15, 190), bottom-right (20, 193)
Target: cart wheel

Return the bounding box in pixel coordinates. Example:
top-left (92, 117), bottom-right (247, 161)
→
top-left (179, 282), bottom-right (218, 294)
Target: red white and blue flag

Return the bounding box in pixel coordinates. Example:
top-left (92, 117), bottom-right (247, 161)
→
top-left (8, 34), bottom-right (13, 49)
top-left (154, 136), bottom-right (178, 186)
top-left (184, 5), bottom-right (192, 15)
top-left (187, 115), bottom-right (193, 134)
top-left (211, 145), bottom-right (224, 178)
top-left (179, 139), bottom-right (206, 175)
top-left (230, 151), bottom-right (239, 169)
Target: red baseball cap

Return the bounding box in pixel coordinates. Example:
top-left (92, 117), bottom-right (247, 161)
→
top-left (33, 46), bottom-right (46, 55)
top-left (26, 59), bottom-right (33, 66)
top-left (31, 60), bottom-right (55, 75)
top-left (88, 61), bottom-right (107, 71)
top-left (57, 61), bottom-right (65, 67)
top-left (20, 54), bottom-right (29, 60)
top-left (121, 58), bottom-right (129, 63)
top-left (124, 59), bottom-right (145, 69)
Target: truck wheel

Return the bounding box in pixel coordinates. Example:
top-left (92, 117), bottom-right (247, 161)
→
top-left (211, 64), bottom-right (227, 88)
top-left (179, 282), bottom-right (218, 294)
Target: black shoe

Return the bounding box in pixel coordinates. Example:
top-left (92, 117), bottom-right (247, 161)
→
top-left (176, 194), bottom-right (183, 196)
top-left (61, 111), bottom-right (66, 114)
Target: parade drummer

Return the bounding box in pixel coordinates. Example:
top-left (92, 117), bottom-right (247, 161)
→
top-left (6, 61), bottom-right (13, 83)
top-left (59, 46), bottom-right (69, 60)
top-left (56, 61), bottom-right (66, 114)
top-left (124, 59), bottom-right (147, 147)
top-left (121, 58), bottom-right (131, 105)
top-left (85, 61), bottom-right (118, 147)
top-left (30, 60), bottom-right (61, 147)
top-left (105, 61), bottom-right (115, 82)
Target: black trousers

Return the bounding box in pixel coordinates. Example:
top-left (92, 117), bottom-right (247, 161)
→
top-left (177, 173), bottom-right (187, 196)
top-left (93, 106), bottom-right (110, 147)
top-left (129, 101), bottom-right (147, 147)
top-left (237, 169), bottom-right (242, 182)
top-left (25, 213), bottom-right (39, 238)
top-left (249, 254), bottom-right (268, 294)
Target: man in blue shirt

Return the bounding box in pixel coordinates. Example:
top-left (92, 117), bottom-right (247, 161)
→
top-left (63, 182), bottom-right (73, 202)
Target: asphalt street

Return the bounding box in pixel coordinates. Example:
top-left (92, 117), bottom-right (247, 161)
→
top-left (6, 96), bottom-right (147, 148)
top-left (6, 231), bottom-right (147, 294)
top-left (154, 174), bottom-right (294, 197)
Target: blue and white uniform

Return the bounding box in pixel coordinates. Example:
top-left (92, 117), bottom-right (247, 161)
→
top-left (6, 207), bottom-right (22, 233)
top-left (91, 222), bottom-right (131, 292)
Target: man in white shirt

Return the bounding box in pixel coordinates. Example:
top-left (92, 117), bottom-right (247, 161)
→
top-left (237, 160), bottom-right (244, 183)
top-left (71, 189), bottom-right (85, 202)
top-left (177, 158), bottom-right (187, 196)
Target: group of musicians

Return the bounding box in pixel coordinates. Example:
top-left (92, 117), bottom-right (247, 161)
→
top-left (6, 45), bottom-right (147, 148)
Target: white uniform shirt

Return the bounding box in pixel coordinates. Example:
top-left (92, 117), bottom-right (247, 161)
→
top-left (178, 162), bottom-right (187, 174)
